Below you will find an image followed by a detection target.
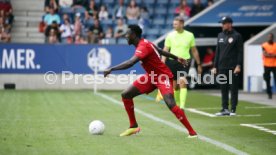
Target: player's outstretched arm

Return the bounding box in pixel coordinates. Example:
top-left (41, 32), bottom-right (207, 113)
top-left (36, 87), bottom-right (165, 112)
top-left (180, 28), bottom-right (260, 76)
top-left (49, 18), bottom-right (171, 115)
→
top-left (152, 44), bottom-right (188, 66)
top-left (104, 56), bottom-right (140, 77)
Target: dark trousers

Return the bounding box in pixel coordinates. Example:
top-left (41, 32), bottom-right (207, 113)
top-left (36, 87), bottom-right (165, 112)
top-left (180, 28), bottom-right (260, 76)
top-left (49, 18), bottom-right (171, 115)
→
top-left (263, 66), bottom-right (276, 96)
top-left (219, 69), bottom-right (239, 111)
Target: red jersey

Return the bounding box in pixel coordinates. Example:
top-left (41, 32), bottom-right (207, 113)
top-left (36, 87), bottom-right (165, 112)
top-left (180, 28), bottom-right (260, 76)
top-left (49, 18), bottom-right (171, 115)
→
top-left (134, 39), bottom-right (173, 79)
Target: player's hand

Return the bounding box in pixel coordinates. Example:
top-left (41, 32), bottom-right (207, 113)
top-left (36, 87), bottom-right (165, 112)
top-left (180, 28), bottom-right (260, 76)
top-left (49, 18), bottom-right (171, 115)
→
top-left (211, 68), bottom-right (217, 74)
top-left (197, 65), bottom-right (202, 74)
top-left (234, 65), bottom-right (241, 74)
top-left (103, 69), bottom-right (112, 77)
top-left (177, 58), bottom-right (188, 67)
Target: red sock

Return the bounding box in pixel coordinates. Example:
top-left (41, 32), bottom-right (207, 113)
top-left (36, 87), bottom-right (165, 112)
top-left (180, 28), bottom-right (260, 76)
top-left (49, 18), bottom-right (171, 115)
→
top-left (122, 98), bottom-right (137, 128)
top-left (171, 105), bottom-right (197, 135)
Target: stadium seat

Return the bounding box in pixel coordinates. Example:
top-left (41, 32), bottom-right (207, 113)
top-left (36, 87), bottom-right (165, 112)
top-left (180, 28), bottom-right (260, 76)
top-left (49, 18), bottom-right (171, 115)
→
top-left (152, 18), bottom-right (165, 26)
top-left (102, 0), bottom-right (114, 4)
top-left (168, 5), bottom-right (177, 14)
top-left (117, 38), bottom-right (128, 44)
top-left (101, 19), bottom-right (113, 26)
top-left (107, 38), bottom-right (116, 44)
top-left (144, 0), bottom-right (155, 7)
top-left (145, 28), bottom-right (160, 36)
top-left (156, 0), bottom-right (169, 7)
top-left (154, 8), bottom-right (167, 16)
top-left (160, 28), bottom-right (172, 35)
top-left (127, 19), bottom-right (138, 25)
top-left (74, 7), bottom-right (86, 14)
top-left (166, 16), bottom-right (174, 25)
top-left (84, 18), bottom-right (94, 27)
top-left (60, 7), bottom-right (74, 14)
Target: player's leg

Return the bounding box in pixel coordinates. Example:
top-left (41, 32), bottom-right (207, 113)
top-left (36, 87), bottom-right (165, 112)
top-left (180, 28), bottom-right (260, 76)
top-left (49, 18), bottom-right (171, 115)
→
top-left (121, 85), bottom-right (141, 128)
top-left (157, 78), bottom-right (197, 136)
top-left (120, 74), bottom-right (156, 136)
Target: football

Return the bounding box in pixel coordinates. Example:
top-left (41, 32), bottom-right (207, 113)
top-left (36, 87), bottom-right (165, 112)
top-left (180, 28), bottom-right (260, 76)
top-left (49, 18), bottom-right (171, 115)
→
top-left (89, 120), bottom-right (105, 135)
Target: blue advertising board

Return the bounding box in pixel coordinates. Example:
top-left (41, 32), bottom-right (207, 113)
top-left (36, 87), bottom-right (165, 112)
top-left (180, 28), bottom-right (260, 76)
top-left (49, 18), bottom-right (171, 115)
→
top-left (189, 0), bottom-right (276, 26)
top-left (0, 44), bottom-right (145, 74)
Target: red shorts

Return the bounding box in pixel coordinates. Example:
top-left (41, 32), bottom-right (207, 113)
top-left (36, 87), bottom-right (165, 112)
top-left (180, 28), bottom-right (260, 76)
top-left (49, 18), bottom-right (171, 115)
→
top-left (133, 74), bottom-right (174, 95)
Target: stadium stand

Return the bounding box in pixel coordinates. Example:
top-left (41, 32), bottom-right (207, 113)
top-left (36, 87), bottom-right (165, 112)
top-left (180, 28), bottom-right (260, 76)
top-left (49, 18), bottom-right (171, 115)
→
top-left (7, 0), bottom-right (211, 44)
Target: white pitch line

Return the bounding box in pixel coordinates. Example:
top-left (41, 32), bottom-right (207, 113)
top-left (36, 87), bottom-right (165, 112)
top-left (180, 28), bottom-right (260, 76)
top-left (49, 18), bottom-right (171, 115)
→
top-left (245, 106), bottom-right (276, 109)
top-left (249, 123), bottom-right (276, 126)
top-left (186, 108), bottom-right (217, 117)
top-left (240, 124), bottom-right (276, 135)
top-left (97, 92), bottom-right (248, 155)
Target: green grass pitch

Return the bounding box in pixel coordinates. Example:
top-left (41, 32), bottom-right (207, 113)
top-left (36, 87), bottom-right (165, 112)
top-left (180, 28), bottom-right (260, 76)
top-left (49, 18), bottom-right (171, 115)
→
top-left (0, 90), bottom-right (275, 155)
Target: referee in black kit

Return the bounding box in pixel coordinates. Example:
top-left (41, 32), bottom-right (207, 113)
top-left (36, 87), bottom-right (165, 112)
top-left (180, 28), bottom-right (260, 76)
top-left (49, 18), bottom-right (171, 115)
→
top-left (212, 16), bottom-right (243, 116)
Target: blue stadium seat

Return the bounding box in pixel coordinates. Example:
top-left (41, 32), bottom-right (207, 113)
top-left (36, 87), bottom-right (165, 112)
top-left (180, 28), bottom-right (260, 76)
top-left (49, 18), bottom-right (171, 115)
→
top-left (107, 38), bottom-right (116, 44)
top-left (166, 16), bottom-right (174, 25)
top-left (152, 18), bottom-right (165, 26)
top-left (154, 8), bottom-right (167, 16)
top-left (145, 28), bottom-right (160, 36)
top-left (102, 0), bottom-right (114, 5)
top-left (168, 5), bottom-right (177, 14)
top-left (118, 38), bottom-right (128, 44)
top-left (75, 7), bottom-right (86, 14)
top-left (156, 0), bottom-right (169, 7)
top-left (94, 0), bottom-right (101, 5)
top-left (101, 19), bottom-right (113, 26)
top-left (84, 18), bottom-right (94, 28)
top-left (144, 0), bottom-right (155, 7)
top-left (147, 37), bottom-right (157, 42)
top-left (60, 7), bottom-right (74, 14)
top-left (160, 28), bottom-right (172, 35)
top-left (127, 19), bottom-right (138, 25)
top-left (170, 0), bottom-right (179, 7)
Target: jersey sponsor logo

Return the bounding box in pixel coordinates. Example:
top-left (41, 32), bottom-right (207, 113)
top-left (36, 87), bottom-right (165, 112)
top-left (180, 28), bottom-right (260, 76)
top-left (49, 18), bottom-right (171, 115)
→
top-left (219, 38), bottom-right (224, 43)
top-left (228, 37), bottom-right (233, 43)
top-left (136, 50), bottom-right (142, 53)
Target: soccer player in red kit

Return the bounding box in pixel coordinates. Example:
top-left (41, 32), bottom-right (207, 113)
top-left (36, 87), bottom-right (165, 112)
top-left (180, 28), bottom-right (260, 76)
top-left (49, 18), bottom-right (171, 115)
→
top-left (104, 25), bottom-right (197, 138)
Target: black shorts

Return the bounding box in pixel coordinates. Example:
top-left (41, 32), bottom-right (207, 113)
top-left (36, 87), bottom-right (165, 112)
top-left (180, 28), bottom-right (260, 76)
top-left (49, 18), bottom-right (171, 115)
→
top-left (166, 59), bottom-right (190, 80)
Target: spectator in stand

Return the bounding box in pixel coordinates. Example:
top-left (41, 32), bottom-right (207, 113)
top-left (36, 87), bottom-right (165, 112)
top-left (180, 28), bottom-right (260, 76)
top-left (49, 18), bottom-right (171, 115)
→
top-left (61, 13), bottom-right (72, 24)
top-left (0, 16), bottom-right (10, 42)
top-left (202, 47), bottom-right (215, 73)
top-left (114, 18), bottom-right (127, 39)
top-left (175, 0), bottom-right (191, 20)
top-left (48, 28), bottom-right (59, 43)
top-left (60, 18), bottom-right (74, 44)
top-left (85, 0), bottom-right (98, 20)
top-left (138, 6), bottom-right (150, 31)
top-left (44, 7), bottom-right (61, 25)
top-left (59, 0), bottom-right (73, 8)
top-left (45, 21), bottom-right (60, 43)
top-left (126, 0), bottom-right (140, 20)
top-left (98, 5), bottom-right (109, 21)
top-left (74, 34), bottom-right (88, 44)
top-left (190, 0), bottom-right (205, 17)
top-left (44, 0), bottom-right (58, 13)
top-left (72, 0), bottom-right (88, 8)
top-left (74, 12), bottom-right (83, 36)
top-left (105, 26), bottom-right (113, 38)
top-left (102, 26), bottom-right (114, 44)
top-left (207, 0), bottom-right (214, 7)
top-left (113, 0), bottom-right (126, 19)
top-left (88, 19), bottom-right (104, 44)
